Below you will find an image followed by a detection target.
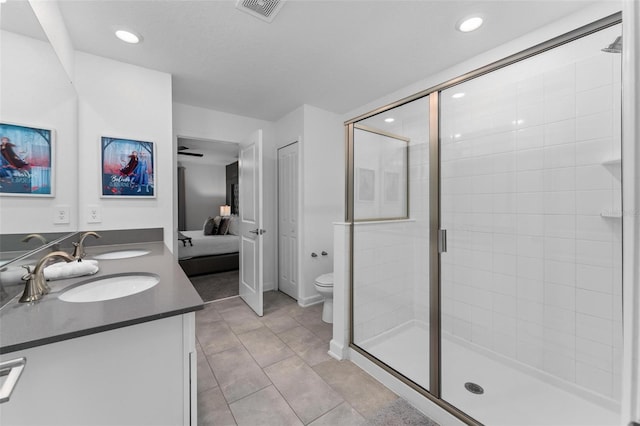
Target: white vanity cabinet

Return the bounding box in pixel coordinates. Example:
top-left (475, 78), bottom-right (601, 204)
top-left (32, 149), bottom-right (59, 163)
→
top-left (0, 313), bottom-right (197, 426)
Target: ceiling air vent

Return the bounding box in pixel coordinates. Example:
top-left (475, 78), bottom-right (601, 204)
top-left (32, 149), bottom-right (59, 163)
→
top-left (235, 0), bottom-right (286, 23)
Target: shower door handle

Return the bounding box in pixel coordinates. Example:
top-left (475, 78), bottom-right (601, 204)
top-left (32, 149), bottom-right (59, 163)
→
top-left (438, 229), bottom-right (447, 254)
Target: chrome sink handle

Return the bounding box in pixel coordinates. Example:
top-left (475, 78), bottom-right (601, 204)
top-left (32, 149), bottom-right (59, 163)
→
top-left (19, 251), bottom-right (75, 303)
top-left (72, 231), bottom-right (101, 260)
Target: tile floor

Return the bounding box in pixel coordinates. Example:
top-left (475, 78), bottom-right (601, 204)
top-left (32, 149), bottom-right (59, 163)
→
top-left (196, 291), bottom-right (438, 426)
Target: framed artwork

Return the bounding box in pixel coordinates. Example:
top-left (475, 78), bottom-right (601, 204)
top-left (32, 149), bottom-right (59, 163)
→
top-left (384, 171), bottom-right (400, 202)
top-left (0, 122), bottom-right (54, 197)
top-left (356, 168), bottom-right (375, 202)
top-left (101, 137), bottom-right (155, 198)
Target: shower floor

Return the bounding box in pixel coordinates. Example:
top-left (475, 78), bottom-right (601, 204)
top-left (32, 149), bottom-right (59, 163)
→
top-left (362, 323), bottom-right (619, 426)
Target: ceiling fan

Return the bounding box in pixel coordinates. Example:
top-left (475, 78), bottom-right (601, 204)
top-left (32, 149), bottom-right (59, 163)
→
top-left (177, 145), bottom-right (203, 157)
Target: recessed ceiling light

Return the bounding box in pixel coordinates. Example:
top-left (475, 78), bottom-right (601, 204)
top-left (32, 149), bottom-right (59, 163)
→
top-left (384, 118), bottom-right (395, 123)
top-left (457, 16), bottom-right (484, 33)
top-left (452, 92), bottom-right (465, 99)
top-left (115, 29), bottom-right (142, 44)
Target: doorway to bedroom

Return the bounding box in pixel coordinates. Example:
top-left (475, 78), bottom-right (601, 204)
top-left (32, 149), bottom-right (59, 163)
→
top-left (177, 136), bottom-right (242, 303)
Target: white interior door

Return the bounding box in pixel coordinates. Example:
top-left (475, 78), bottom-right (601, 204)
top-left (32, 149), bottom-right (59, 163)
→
top-left (238, 129), bottom-right (264, 316)
top-left (277, 142), bottom-right (298, 299)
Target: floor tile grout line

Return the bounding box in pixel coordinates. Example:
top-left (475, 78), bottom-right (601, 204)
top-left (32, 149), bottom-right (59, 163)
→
top-left (225, 309), bottom-right (307, 426)
top-left (198, 292), bottom-right (400, 426)
top-left (229, 297), bottom-right (347, 425)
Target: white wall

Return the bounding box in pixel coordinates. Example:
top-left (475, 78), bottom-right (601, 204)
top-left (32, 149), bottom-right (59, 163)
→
top-left (173, 103), bottom-right (277, 289)
top-left (76, 52), bottom-right (174, 250)
top-left (0, 31), bottom-right (77, 234)
top-left (181, 162), bottom-right (226, 230)
top-left (275, 105), bottom-right (343, 305)
top-left (301, 105), bottom-right (343, 303)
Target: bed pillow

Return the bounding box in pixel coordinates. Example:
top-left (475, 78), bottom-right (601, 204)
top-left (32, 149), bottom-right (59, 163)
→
top-left (203, 216), bottom-right (221, 235)
top-left (217, 217), bottom-right (231, 235)
top-left (227, 215), bottom-right (239, 236)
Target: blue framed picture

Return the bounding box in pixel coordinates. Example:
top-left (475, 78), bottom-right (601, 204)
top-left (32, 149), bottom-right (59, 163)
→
top-left (0, 122), bottom-right (54, 197)
top-left (101, 136), bottom-right (155, 198)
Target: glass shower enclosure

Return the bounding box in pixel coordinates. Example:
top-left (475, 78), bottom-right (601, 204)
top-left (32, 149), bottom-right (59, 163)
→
top-left (347, 14), bottom-right (622, 426)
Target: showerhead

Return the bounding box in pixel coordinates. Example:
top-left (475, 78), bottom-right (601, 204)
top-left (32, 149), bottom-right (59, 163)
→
top-left (602, 36), bottom-right (622, 53)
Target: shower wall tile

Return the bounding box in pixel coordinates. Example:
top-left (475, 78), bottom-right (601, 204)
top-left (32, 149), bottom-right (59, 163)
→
top-left (544, 94), bottom-right (575, 123)
top-left (576, 55), bottom-right (612, 91)
top-left (576, 313), bottom-right (613, 346)
top-left (576, 337), bottom-right (613, 372)
top-left (543, 143), bottom-right (575, 168)
top-left (543, 350), bottom-right (576, 382)
top-left (544, 119), bottom-right (575, 146)
top-left (576, 111), bottom-right (613, 141)
top-left (575, 361), bottom-right (613, 397)
top-left (493, 331), bottom-right (517, 359)
top-left (440, 52), bottom-right (622, 400)
top-left (576, 85), bottom-right (612, 117)
top-left (576, 289), bottom-right (613, 320)
top-left (576, 264), bottom-right (613, 294)
top-left (575, 138), bottom-right (613, 165)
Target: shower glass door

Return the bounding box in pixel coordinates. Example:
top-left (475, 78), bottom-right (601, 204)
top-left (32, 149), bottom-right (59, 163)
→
top-left (350, 95), bottom-right (432, 391)
top-left (440, 23), bottom-right (623, 426)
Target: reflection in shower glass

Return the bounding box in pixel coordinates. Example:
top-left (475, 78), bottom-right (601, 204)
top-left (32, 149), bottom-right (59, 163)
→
top-left (353, 126), bottom-right (409, 221)
top-left (351, 96), bottom-right (430, 390)
top-left (440, 23), bottom-right (622, 426)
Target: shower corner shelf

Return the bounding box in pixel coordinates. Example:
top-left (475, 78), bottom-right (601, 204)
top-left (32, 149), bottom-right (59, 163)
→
top-left (601, 211), bottom-right (622, 218)
top-left (601, 158), bottom-right (621, 166)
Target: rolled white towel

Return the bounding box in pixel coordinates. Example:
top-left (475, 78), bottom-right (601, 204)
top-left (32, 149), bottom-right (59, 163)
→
top-left (43, 259), bottom-right (99, 281)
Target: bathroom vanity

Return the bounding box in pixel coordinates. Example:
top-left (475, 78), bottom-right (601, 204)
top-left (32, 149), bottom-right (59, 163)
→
top-left (0, 239), bottom-right (203, 425)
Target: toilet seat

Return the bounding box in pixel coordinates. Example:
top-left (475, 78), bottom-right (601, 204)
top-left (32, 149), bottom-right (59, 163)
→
top-left (315, 273), bottom-right (333, 287)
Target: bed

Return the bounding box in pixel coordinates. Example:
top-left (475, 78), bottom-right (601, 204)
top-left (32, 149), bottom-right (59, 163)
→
top-left (178, 217), bottom-right (240, 276)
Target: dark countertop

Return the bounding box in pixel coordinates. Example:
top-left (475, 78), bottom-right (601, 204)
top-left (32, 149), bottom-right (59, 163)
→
top-left (0, 242), bottom-right (203, 355)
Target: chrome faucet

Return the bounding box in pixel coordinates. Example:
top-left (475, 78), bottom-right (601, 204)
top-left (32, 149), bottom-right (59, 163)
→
top-left (19, 251), bottom-right (75, 303)
top-left (71, 231), bottom-right (101, 260)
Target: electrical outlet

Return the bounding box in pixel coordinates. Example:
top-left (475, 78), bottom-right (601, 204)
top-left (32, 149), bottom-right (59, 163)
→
top-left (87, 204), bottom-right (101, 223)
top-left (54, 205), bottom-right (70, 224)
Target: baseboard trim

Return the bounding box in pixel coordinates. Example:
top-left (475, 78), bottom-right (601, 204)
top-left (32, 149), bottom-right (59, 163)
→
top-left (329, 339), bottom-right (346, 360)
top-left (298, 293), bottom-right (323, 307)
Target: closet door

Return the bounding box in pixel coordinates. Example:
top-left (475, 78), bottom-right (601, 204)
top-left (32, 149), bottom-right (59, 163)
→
top-left (277, 142), bottom-right (299, 299)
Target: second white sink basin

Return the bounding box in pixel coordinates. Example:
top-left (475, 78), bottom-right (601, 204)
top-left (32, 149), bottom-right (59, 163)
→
top-left (59, 273), bottom-right (159, 303)
top-left (92, 250), bottom-right (150, 260)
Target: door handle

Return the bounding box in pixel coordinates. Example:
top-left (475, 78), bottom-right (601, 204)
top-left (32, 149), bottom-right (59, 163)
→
top-left (249, 229), bottom-right (267, 235)
top-left (0, 357), bottom-right (26, 404)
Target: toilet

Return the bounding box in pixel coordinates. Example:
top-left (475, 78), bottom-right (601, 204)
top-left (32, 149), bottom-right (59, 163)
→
top-left (314, 272), bottom-right (334, 323)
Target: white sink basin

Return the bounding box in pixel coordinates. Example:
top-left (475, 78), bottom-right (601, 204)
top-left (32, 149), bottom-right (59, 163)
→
top-left (92, 250), bottom-right (150, 260)
top-left (59, 273), bottom-right (159, 303)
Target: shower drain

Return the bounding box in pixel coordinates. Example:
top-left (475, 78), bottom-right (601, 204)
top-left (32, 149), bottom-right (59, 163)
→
top-left (464, 382), bottom-right (484, 395)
